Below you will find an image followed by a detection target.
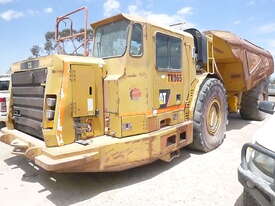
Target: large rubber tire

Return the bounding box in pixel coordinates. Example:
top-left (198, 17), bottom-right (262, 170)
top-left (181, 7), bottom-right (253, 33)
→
top-left (240, 79), bottom-right (269, 121)
top-left (243, 189), bottom-right (260, 206)
top-left (190, 78), bottom-right (228, 152)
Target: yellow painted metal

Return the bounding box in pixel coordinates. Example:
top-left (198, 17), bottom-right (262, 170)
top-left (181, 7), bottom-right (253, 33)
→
top-left (186, 73), bottom-right (209, 119)
top-left (208, 33), bottom-right (246, 93)
top-left (121, 115), bottom-right (146, 136)
top-left (99, 18), bottom-right (196, 138)
top-left (9, 55), bottom-right (105, 147)
top-left (71, 65), bottom-right (96, 117)
top-left (4, 13), bottom-right (265, 172)
top-left (228, 94), bottom-right (239, 113)
top-left (3, 14), bottom-right (205, 172)
top-left (0, 120), bottom-right (193, 172)
top-left (206, 98), bottom-right (221, 135)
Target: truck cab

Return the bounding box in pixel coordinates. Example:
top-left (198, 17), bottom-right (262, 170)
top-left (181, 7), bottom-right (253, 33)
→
top-left (92, 14), bottom-right (195, 138)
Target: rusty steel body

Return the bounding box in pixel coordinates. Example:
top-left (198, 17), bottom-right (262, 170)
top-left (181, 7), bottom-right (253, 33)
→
top-left (206, 30), bottom-right (273, 92)
top-left (0, 13), bottom-right (273, 172)
top-left (205, 30), bottom-right (274, 112)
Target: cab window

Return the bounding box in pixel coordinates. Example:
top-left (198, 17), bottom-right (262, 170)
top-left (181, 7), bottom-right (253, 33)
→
top-left (156, 33), bottom-right (181, 70)
top-left (130, 23), bottom-right (143, 56)
top-left (93, 19), bottom-right (130, 58)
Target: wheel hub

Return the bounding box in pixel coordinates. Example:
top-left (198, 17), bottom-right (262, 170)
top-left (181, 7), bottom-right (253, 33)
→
top-left (206, 98), bottom-right (222, 135)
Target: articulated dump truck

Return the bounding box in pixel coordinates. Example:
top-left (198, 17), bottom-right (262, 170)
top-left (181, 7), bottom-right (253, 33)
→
top-left (0, 13), bottom-right (273, 172)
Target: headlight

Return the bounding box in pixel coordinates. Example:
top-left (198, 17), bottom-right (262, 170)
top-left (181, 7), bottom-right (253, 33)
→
top-left (252, 150), bottom-right (274, 177)
top-left (46, 97), bottom-right (56, 107)
top-left (46, 110), bottom-right (55, 121)
top-left (45, 96), bottom-right (56, 121)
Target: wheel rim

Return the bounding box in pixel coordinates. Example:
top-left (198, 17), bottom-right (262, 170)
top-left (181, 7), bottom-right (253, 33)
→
top-left (206, 98), bottom-right (222, 135)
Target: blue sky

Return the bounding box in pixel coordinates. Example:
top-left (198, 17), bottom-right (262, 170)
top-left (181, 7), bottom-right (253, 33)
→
top-left (0, 0), bottom-right (275, 73)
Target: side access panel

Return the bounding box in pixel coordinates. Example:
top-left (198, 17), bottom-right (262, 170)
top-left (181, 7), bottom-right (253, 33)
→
top-left (70, 65), bottom-right (96, 117)
top-left (69, 64), bottom-right (104, 138)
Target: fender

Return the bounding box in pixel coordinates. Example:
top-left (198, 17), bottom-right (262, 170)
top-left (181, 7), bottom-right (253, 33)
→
top-left (185, 72), bottom-right (223, 120)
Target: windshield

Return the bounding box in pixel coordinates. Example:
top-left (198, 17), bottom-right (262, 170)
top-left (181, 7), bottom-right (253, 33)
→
top-left (0, 80), bottom-right (9, 91)
top-left (93, 19), bottom-right (130, 58)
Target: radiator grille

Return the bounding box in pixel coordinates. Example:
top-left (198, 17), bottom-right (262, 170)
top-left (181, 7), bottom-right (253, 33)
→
top-left (12, 68), bottom-right (47, 139)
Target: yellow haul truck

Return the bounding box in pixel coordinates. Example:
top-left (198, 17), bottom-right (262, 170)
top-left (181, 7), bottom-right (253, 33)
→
top-left (0, 10), bottom-right (274, 172)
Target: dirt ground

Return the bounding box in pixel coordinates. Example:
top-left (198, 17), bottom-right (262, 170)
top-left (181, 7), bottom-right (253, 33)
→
top-left (0, 101), bottom-right (274, 206)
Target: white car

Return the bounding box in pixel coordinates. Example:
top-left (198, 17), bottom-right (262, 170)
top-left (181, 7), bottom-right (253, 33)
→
top-left (0, 74), bottom-right (10, 127)
top-left (238, 101), bottom-right (275, 206)
top-left (268, 83), bottom-right (275, 96)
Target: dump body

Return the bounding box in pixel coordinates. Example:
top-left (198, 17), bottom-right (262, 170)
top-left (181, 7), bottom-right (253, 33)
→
top-left (206, 30), bottom-right (274, 93)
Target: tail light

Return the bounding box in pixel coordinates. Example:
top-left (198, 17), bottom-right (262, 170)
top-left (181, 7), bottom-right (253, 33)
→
top-left (46, 96), bottom-right (56, 120)
top-left (46, 97), bottom-right (56, 107)
top-left (46, 110), bottom-right (55, 120)
top-left (0, 97), bottom-right (7, 112)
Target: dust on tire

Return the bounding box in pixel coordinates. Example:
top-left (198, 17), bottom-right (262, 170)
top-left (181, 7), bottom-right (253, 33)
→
top-left (190, 78), bottom-right (228, 152)
top-left (240, 78), bottom-right (269, 121)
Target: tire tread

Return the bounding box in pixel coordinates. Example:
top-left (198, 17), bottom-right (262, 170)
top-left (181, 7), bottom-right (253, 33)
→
top-left (190, 78), bottom-right (228, 152)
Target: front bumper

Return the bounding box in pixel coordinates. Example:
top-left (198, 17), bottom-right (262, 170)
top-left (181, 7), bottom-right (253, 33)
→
top-left (0, 121), bottom-right (193, 172)
top-left (238, 143), bottom-right (275, 206)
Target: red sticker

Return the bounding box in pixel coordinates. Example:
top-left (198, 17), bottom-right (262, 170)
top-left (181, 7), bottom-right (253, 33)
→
top-left (130, 88), bottom-right (142, 100)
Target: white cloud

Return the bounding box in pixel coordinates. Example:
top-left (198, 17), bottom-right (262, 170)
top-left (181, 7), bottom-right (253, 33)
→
top-left (264, 39), bottom-right (275, 56)
top-left (177, 7), bottom-right (193, 15)
top-left (269, 40), bottom-right (275, 48)
top-left (127, 5), bottom-right (194, 28)
top-left (269, 48), bottom-right (275, 56)
top-left (247, 0), bottom-right (255, 6)
top-left (128, 5), bottom-right (138, 14)
top-left (27, 9), bottom-right (39, 16)
top-left (268, 40), bottom-right (275, 56)
top-left (0, 0), bottom-right (13, 4)
top-left (0, 10), bottom-right (24, 21)
top-left (103, 0), bottom-right (120, 17)
top-left (233, 20), bottom-right (241, 25)
top-left (44, 8), bottom-right (53, 14)
top-left (259, 23), bottom-right (275, 34)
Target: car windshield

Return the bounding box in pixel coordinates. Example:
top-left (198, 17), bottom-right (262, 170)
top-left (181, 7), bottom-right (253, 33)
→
top-left (0, 80), bottom-right (9, 91)
top-left (93, 19), bottom-right (130, 58)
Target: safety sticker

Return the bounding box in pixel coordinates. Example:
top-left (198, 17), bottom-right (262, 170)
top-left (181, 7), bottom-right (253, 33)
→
top-left (87, 98), bottom-right (94, 112)
top-left (159, 89), bottom-right (170, 108)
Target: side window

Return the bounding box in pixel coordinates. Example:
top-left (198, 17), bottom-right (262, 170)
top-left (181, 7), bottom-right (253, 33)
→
top-left (130, 23), bottom-right (143, 56)
top-left (156, 34), bottom-right (169, 68)
top-left (156, 33), bottom-right (181, 70)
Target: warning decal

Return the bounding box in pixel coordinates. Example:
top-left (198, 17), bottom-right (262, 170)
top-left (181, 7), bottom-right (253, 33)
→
top-left (159, 89), bottom-right (170, 108)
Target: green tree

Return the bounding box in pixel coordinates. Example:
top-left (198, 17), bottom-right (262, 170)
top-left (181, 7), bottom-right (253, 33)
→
top-left (30, 28), bottom-right (93, 56)
top-left (44, 31), bottom-right (55, 55)
top-left (30, 45), bottom-right (41, 57)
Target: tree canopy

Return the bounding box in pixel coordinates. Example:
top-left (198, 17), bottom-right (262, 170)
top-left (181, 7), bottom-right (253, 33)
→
top-left (30, 45), bottom-right (41, 58)
top-left (30, 29), bottom-right (93, 57)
